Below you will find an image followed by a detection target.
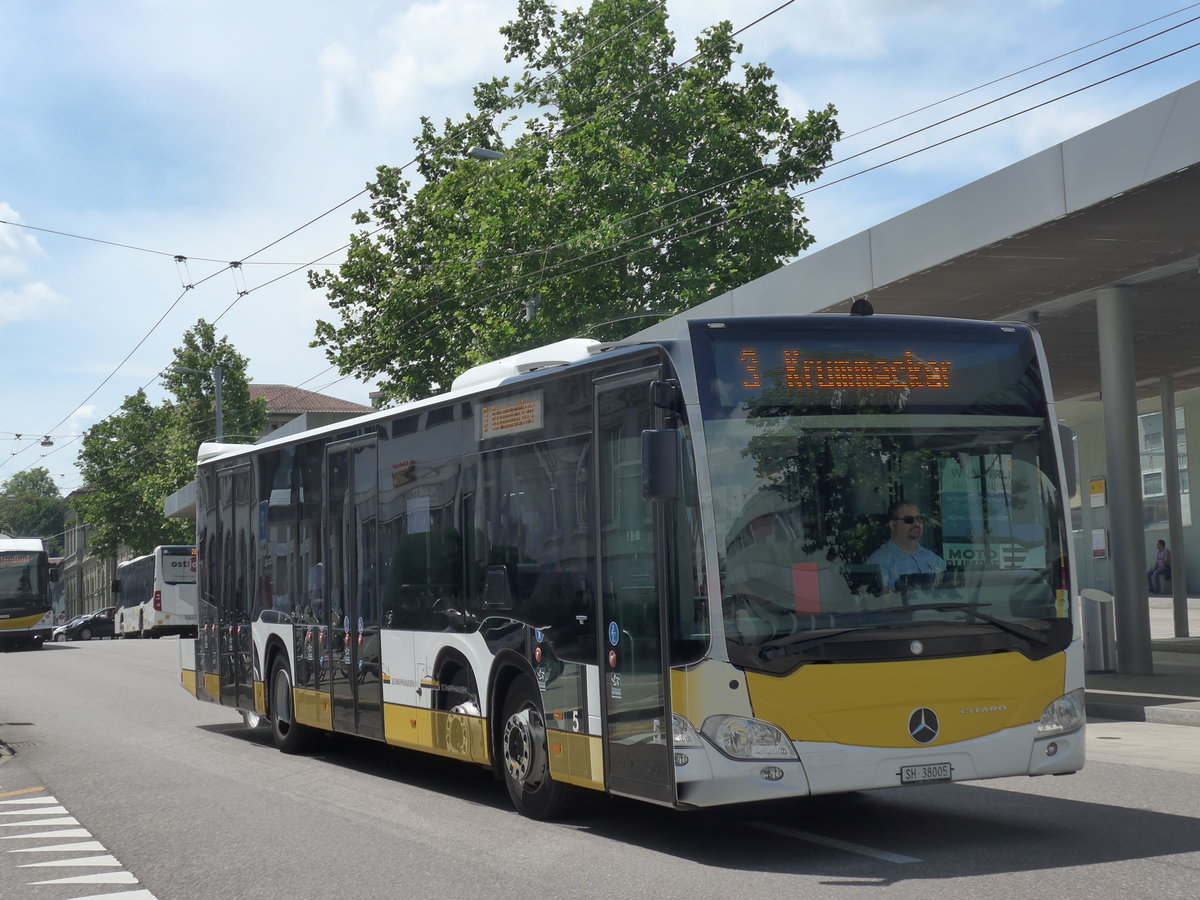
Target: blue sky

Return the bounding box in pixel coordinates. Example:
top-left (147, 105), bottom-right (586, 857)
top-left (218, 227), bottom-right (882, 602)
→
top-left (2, 0), bottom-right (1199, 495)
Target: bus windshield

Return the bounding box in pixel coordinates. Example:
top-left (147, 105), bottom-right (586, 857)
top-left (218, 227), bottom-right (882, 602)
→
top-left (0, 551), bottom-right (49, 609)
top-left (692, 319), bottom-right (1072, 673)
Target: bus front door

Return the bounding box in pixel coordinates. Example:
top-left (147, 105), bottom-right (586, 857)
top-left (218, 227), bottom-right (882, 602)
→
top-left (594, 367), bottom-right (675, 806)
top-left (325, 437), bottom-right (383, 740)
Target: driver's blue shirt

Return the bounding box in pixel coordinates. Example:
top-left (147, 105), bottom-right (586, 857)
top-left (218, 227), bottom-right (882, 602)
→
top-left (867, 540), bottom-right (946, 591)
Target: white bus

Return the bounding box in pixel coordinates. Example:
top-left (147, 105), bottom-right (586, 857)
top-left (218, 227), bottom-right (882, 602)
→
top-left (0, 537), bottom-right (56, 650)
top-left (180, 314), bottom-right (1085, 818)
top-left (114, 545), bottom-right (197, 638)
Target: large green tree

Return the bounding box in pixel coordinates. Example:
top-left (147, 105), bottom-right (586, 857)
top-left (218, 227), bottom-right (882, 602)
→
top-left (72, 390), bottom-right (192, 557)
top-left (73, 320), bottom-right (268, 557)
top-left (311, 0), bottom-right (840, 403)
top-left (0, 468), bottom-right (66, 555)
top-left (158, 318), bottom-right (268, 473)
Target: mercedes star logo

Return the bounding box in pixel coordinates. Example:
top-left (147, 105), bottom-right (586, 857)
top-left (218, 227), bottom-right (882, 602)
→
top-left (908, 707), bottom-right (939, 744)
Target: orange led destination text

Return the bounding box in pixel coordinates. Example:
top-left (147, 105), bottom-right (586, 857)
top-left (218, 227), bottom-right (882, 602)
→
top-left (740, 348), bottom-right (952, 390)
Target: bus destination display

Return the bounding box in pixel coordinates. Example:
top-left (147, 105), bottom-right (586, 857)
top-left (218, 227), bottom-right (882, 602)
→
top-left (702, 329), bottom-right (1042, 416)
top-left (739, 348), bottom-right (952, 392)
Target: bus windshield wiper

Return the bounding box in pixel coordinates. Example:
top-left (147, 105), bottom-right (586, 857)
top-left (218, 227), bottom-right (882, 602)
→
top-left (759, 628), bottom-right (866, 660)
top-left (864, 602), bottom-right (1048, 646)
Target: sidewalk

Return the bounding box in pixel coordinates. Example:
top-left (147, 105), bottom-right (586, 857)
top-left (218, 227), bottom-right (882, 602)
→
top-left (1083, 596), bottom-right (1200, 727)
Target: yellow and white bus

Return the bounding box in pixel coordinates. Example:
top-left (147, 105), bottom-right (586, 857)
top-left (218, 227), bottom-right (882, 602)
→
top-left (115, 546), bottom-right (198, 638)
top-left (179, 314), bottom-right (1084, 818)
top-left (0, 537), bottom-right (56, 650)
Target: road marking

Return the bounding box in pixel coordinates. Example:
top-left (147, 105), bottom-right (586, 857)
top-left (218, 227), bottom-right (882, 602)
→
top-left (18, 854), bottom-right (122, 868)
top-left (0, 816), bottom-right (80, 827)
top-left (1, 829), bottom-right (92, 840)
top-left (0, 787), bottom-right (159, 898)
top-left (750, 821), bottom-right (922, 864)
top-left (0, 787), bottom-right (46, 799)
top-left (0, 797), bottom-right (63, 804)
top-left (30, 871), bottom-right (140, 885)
top-left (11, 841), bottom-right (108, 853)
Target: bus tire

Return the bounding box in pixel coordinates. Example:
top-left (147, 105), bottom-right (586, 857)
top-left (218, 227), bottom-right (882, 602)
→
top-left (269, 657), bottom-right (315, 754)
top-left (499, 677), bottom-right (572, 820)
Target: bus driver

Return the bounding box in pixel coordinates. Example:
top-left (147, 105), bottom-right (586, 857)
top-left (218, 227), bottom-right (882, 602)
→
top-left (868, 501), bottom-right (946, 592)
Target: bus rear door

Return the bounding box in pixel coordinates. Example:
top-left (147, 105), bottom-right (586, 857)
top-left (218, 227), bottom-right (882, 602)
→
top-left (326, 436), bottom-right (383, 740)
top-left (594, 366), bottom-right (675, 806)
top-left (218, 464), bottom-right (256, 713)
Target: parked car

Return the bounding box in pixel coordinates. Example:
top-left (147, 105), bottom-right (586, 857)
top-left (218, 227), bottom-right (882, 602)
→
top-left (59, 606), bottom-right (118, 641)
top-left (52, 615), bottom-right (88, 642)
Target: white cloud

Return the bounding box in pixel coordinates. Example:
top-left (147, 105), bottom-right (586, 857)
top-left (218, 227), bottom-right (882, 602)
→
top-left (0, 205), bottom-right (48, 281)
top-left (0, 282), bottom-right (65, 325)
top-left (312, 1), bottom-right (514, 133)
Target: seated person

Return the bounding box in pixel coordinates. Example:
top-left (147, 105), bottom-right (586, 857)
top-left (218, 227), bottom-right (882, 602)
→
top-left (867, 501), bottom-right (946, 592)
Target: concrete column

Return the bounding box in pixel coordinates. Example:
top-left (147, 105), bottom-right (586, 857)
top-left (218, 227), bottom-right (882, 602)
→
top-left (1096, 287), bottom-right (1153, 674)
top-left (1160, 376), bottom-right (1189, 637)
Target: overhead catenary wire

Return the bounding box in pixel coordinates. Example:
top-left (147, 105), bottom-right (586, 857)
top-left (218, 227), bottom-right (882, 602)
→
top-left (47, 7), bottom-right (1200, 471)
top-left (6, 3), bottom-right (1200, 484)
top-left (0, 1), bottom-right (681, 479)
top-left (40, 28), bottom-right (1200, 493)
top-left (328, 32), bottom-right (1200, 375)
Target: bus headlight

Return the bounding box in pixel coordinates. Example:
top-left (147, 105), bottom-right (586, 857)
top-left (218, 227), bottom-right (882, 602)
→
top-left (672, 714), bottom-right (703, 749)
top-left (701, 715), bottom-right (798, 760)
top-left (1036, 689), bottom-right (1085, 737)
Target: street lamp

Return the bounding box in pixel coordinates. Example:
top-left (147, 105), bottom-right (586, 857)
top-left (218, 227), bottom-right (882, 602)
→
top-left (466, 146), bottom-right (505, 161)
top-left (171, 364), bottom-right (224, 441)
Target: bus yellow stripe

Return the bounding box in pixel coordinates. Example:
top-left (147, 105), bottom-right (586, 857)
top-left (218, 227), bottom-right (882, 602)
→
top-left (294, 688), bottom-right (333, 731)
top-left (746, 652), bottom-right (1066, 747)
top-left (253, 680), bottom-right (266, 716)
top-left (382, 704), bottom-right (490, 766)
top-left (0, 612), bottom-right (49, 631)
top-left (546, 730), bottom-right (605, 791)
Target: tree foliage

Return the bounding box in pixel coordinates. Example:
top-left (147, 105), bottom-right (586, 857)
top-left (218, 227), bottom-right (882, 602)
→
top-left (0, 468), bottom-right (66, 555)
top-left (72, 320), bottom-right (267, 558)
top-left (311, 0), bottom-right (841, 403)
top-left (72, 391), bottom-right (192, 557)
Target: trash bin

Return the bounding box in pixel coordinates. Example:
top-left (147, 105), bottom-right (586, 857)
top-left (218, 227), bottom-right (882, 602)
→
top-left (1081, 588), bottom-right (1116, 673)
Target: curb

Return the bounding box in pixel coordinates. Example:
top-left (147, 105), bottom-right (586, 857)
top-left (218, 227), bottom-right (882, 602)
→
top-left (1085, 698), bottom-right (1200, 728)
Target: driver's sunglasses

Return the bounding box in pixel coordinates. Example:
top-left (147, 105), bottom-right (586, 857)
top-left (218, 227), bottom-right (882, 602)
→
top-left (892, 515), bottom-right (925, 524)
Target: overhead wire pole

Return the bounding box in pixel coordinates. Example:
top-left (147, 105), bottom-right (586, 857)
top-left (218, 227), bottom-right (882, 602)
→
top-left (171, 365), bottom-right (224, 442)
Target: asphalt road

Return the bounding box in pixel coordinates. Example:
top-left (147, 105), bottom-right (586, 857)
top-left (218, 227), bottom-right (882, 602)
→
top-left (1, 638), bottom-right (1198, 899)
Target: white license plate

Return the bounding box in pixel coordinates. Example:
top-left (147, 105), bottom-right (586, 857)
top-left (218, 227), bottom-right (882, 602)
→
top-left (900, 762), bottom-right (952, 784)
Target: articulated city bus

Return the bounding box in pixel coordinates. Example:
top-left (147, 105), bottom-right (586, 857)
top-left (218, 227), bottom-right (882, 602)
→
top-left (0, 537), bottom-right (56, 650)
top-left (115, 546), bottom-right (198, 638)
top-left (179, 314), bottom-right (1085, 817)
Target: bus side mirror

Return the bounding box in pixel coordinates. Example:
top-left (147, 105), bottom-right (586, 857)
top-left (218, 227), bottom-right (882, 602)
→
top-left (49, 567), bottom-right (59, 583)
top-left (642, 429), bottom-right (679, 501)
top-left (1057, 423), bottom-right (1077, 497)
top-left (111, 579), bottom-right (121, 594)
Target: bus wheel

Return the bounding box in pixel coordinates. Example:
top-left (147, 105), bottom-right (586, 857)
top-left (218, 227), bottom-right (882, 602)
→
top-left (269, 657), bottom-right (315, 754)
top-left (500, 678), bottom-right (571, 819)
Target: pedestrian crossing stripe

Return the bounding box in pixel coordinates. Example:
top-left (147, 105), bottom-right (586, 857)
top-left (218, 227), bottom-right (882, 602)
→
top-left (0, 787), bottom-right (159, 898)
